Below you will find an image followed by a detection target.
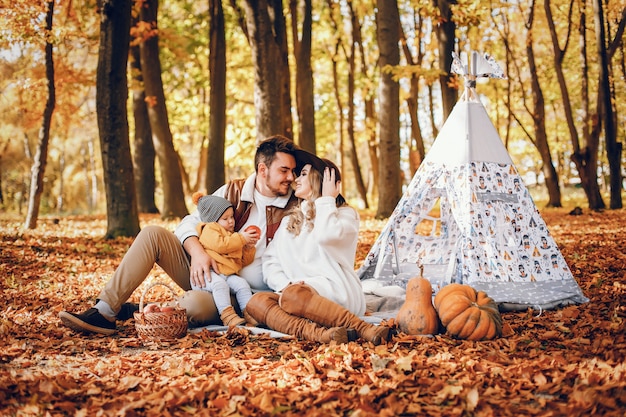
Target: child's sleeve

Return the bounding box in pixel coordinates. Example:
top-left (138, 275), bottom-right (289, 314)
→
top-left (203, 224), bottom-right (246, 254)
top-left (241, 245), bottom-right (256, 267)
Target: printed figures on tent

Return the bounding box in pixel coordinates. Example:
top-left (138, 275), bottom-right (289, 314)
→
top-left (358, 51), bottom-right (588, 311)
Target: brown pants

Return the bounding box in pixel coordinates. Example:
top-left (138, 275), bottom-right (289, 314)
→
top-left (97, 225), bottom-right (220, 324)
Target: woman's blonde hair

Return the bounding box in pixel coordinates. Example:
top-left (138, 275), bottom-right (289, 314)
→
top-left (286, 164), bottom-right (347, 236)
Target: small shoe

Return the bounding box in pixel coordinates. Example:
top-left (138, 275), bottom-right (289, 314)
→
top-left (59, 308), bottom-right (116, 335)
top-left (220, 306), bottom-right (246, 327)
top-left (116, 303), bottom-right (139, 321)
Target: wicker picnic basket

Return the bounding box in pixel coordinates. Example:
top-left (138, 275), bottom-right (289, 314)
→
top-left (134, 282), bottom-right (188, 340)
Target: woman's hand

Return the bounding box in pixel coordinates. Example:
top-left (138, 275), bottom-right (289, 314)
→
top-left (321, 167), bottom-right (340, 198)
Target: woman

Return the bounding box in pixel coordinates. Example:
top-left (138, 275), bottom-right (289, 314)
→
top-left (245, 156), bottom-right (391, 345)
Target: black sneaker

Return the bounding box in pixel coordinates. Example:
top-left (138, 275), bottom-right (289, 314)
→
top-left (116, 303), bottom-right (139, 321)
top-left (59, 308), bottom-right (116, 335)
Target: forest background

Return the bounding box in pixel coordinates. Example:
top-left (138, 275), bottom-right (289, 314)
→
top-left (0, 0), bottom-right (625, 236)
top-left (1, 1), bottom-right (626, 415)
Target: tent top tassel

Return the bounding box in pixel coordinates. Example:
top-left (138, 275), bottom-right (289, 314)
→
top-left (451, 51), bottom-right (507, 100)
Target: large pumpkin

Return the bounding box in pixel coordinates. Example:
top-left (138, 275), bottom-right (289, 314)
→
top-left (396, 276), bottom-right (440, 335)
top-left (433, 283), bottom-right (502, 341)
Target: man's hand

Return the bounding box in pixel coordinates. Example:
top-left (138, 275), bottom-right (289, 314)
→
top-left (183, 236), bottom-right (220, 287)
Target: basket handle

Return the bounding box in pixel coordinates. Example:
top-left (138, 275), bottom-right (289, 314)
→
top-left (138, 281), bottom-right (180, 311)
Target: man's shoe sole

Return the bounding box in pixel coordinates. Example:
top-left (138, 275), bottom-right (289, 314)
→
top-left (59, 311), bottom-right (116, 335)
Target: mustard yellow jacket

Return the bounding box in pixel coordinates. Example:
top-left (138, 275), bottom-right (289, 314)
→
top-left (196, 222), bottom-right (256, 276)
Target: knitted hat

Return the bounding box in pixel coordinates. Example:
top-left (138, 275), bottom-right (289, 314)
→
top-left (192, 192), bottom-right (233, 223)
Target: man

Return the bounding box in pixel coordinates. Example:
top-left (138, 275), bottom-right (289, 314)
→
top-left (59, 135), bottom-right (302, 335)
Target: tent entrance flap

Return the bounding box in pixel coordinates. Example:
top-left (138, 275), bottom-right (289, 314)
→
top-left (380, 191), bottom-right (461, 291)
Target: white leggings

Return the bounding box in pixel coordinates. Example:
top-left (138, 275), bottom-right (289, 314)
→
top-left (191, 271), bottom-right (253, 314)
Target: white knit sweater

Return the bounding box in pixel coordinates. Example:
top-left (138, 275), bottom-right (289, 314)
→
top-left (262, 196), bottom-right (366, 316)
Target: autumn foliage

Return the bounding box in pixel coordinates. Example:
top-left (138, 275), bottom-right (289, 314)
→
top-left (1, 209), bottom-right (625, 416)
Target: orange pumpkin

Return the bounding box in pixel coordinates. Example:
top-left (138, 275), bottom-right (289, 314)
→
top-left (433, 283), bottom-right (502, 341)
top-left (396, 276), bottom-right (440, 335)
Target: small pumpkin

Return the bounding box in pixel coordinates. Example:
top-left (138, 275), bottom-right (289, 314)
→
top-left (396, 276), bottom-right (440, 335)
top-left (433, 283), bottom-right (502, 341)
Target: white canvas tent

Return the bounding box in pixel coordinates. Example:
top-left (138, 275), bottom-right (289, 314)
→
top-left (358, 52), bottom-right (588, 312)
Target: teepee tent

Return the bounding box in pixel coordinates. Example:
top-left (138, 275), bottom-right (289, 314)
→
top-left (358, 52), bottom-right (588, 311)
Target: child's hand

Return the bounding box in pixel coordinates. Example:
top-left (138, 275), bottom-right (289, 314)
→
top-left (241, 226), bottom-right (260, 245)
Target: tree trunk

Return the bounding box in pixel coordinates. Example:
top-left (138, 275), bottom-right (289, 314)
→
top-left (24, 0), bottom-right (55, 230)
top-left (593, 0), bottom-right (622, 209)
top-left (326, 0), bottom-right (370, 207)
top-left (347, 1), bottom-right (368, 207)
top-left (79, 139), bottom-right (99, 212)
top-left (428, 81), bottom-right (439, 139)
top-left (57, 150), bottom-right (64, 212)
top-left (375, 0), bottom-right (401, 219)
top-left (525, 0), bottom-right (561, 207)
top-left (399, 10), bottom-right (426, 174)
top-left (243, 0), bottom-right (289, 142)
top-left (366, 98), bottom-right (378, 200)
top-left (139, 0), bottom-right (188, 219)
top-left (544, 0), bottom-right (580, 164)
top-left (80, 142), bottom-right (91, 211)
top-left (330, 39), bottom-right (347, 188)
top-left (572, 3), bottom-right (605, 209)
top-left (130, 42), bottom-right (158, 214)
top-left (433, 0), bottom-right (457, 121)
top-left (0, 139), bottom-right (9, 207)
top-left (270, 0), bottom-right (293, 139)
top-left (96, 0), bottom-right (140, 238)
top-left (290, 0), bottom-right (316, 152)
top-left (545, 0), bottom-right (605, 210)
top-left (206, 0), bottom-right (227, 194)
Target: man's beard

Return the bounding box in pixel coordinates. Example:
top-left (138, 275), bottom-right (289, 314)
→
top-left (265, 173), bottom-right (291, 197)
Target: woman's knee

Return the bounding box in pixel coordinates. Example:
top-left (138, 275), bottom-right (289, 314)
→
top-left (280, 283), bottom-right (318, 311)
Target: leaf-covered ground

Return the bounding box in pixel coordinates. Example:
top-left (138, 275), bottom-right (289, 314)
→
top-left (1, 209), bottom-right (625, 416)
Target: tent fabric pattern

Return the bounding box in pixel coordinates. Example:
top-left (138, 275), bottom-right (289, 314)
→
top-left (358, 91), bottom-right (588, 312)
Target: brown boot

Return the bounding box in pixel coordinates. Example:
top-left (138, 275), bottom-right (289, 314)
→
top-left (242, 309), bottom-right (259, 327)
top-left (279, 283), bottom-right (390, 345)
top-left (245, 292), bottom-right (349, 343)
top-left (220, 306), bottom-right (246, 327)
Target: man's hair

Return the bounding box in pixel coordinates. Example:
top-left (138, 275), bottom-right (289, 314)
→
top-left (254, 135), bottom-right (297, 173)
